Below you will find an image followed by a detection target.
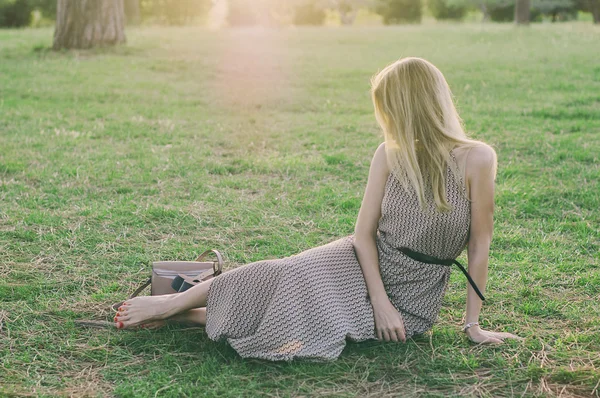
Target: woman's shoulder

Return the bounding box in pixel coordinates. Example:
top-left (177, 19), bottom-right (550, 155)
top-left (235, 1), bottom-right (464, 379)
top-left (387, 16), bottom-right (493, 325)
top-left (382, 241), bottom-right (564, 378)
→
top-left (453, 143), bottom-right (495, 167)
top-left (371, 142), bottom-right (390, 173)
top-left (453, 144), bottom-right (497, 198)
top-left (375, 141), bottom-right (387, 156)
top-left (465, 143), bottom-right (496, 170)
top-left (452, 143), bottom-right (497, 197)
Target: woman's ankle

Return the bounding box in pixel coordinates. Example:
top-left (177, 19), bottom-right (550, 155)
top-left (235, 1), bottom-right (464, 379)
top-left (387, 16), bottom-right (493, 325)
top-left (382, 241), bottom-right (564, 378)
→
top-left (160, 294), bottom-right (187, 319)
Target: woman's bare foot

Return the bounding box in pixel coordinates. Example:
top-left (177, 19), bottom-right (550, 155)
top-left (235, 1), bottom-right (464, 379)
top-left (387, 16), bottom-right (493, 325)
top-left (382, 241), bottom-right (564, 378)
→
top-left (114, 295), bottom-right (180, 329)
top-left (115, 305), bottom-right (207, 330)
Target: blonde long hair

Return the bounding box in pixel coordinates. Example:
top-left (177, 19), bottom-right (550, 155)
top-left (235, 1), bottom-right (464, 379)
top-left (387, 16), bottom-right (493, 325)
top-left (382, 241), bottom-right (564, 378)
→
top-left (371, 57), bottom-right (496, 211)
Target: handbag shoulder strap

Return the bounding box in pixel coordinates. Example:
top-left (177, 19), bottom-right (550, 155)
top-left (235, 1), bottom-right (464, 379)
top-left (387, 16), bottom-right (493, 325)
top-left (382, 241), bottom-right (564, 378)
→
top-left (111, 277), bottom-right (151, 311)
top-left (177, 269), bottom-right (213, 284)
top-left (130, 277), bottom-right (151, 299)
top-left (195, 249), bottom-right (223, 275)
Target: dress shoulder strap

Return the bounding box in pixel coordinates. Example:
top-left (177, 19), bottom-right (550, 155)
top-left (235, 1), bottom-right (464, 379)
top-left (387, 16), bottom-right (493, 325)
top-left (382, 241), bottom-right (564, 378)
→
top-left (448, 149), bottom-right (467, 196)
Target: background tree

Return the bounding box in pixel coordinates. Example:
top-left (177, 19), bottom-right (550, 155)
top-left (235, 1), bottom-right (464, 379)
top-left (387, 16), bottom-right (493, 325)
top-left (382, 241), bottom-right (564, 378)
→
top-left (534, 0), bottom-right (576, 20)
top-left (466, 0), bottom-right (540, 22)
top-left (325, 0), bottom-right (370, 25)
top-left (265, 0), bottom-right (297, 26)
top-left (0, 0), bottom-right (30, 27)
top-left (514, 0), bottom-right (531, 23)
top-left (428, 0), bottom-right (468, 20)
top-left (293, 0), bottom-right (327, 24)
top-left (226, 0), bottom-right (325, 27)
top-left (53, 0), bottom-right (126, 50)
top-left (590, 0), bottom-right (599, 22)
top-left (124, 0), bottom-right (140, 24)
top-left (227, 0), bottom-right (263, 25)
top-left (139, 0), bottom-right (210, 25)
top-left (35, 0), bottom-right (56, 18)
top-left (375, 0), bottom-right (422, 23)
top-left (579, 0), bottom-right (599, 22)
top-left (0, 0), bottom-right (56, 27)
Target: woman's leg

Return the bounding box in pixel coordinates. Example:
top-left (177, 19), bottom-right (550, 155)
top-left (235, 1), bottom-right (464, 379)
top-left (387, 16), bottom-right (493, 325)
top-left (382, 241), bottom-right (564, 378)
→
top-left (171, 307), bottom-right (207, 325)
top-left (141, 308), bottom-right (207, 329)
top-left (115, 277), bottom-right (214, 329)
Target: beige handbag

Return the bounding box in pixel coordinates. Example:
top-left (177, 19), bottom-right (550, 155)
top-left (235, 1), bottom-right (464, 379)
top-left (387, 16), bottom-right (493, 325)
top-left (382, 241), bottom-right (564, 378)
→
top-left (111, 249), bottom-right (223, 312)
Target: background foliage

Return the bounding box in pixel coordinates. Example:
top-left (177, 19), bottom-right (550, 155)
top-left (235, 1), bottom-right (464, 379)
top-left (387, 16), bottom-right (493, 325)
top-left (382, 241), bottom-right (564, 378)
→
top-left (138, 0), bottom-right (211, 25)
top-left (428, 0), bottom-right (469, 20)
top-left (0, 0), bottom-right (596, 27)
top-left (376, 0), bottom-right (423, 22)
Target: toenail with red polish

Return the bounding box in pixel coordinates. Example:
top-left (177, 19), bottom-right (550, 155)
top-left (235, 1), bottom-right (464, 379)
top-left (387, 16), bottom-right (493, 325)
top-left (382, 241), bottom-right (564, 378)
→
top-left (117, 322), bottom-right (123, 329)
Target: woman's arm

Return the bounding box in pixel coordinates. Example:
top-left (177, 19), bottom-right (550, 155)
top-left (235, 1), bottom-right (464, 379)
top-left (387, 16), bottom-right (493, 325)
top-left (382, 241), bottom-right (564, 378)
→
top-left (353, 143), bottom-right (406, 343)
top-left (463, 145), bottom-right (520, 343)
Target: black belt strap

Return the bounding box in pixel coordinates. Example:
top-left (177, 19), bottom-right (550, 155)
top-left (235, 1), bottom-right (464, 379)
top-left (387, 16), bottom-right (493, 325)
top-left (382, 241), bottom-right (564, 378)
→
top-left (399, 247), bottom-right (486, 301)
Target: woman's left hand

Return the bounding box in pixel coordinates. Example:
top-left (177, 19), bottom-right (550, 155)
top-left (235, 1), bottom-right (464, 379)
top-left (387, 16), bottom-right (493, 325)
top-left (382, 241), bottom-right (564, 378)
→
top-left (466, 325), bottom-right (522, 344)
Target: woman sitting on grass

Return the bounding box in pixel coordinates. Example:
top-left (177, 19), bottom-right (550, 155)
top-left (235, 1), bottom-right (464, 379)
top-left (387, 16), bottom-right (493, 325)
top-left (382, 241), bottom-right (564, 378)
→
top-left (114, 57), bottom-right (520, 361)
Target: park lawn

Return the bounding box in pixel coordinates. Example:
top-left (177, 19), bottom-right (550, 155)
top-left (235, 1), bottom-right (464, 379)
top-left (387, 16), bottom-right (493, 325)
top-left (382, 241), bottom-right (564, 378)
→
top-left (0, 23), bottom-right (599, 397)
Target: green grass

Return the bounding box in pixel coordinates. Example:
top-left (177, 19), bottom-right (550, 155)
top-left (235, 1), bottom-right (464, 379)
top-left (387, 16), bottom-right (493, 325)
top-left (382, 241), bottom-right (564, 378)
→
top-left (0, 23), bottom-right (599, 397)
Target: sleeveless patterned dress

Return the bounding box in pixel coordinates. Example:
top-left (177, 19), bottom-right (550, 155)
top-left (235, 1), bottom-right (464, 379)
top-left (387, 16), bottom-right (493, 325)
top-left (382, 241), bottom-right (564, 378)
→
top-left (205, 151), bottom-right (471, 361)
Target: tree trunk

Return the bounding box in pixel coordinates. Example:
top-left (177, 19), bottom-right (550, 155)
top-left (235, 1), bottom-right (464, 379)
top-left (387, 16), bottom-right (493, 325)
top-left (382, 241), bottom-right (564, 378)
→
top-left (480, 3), bottom-right (490, 22)
top-left (53, 0), bottom-right (126, 50)
top-left (589, 0), bottom-right (600, 23)
top-left (514, 0), bottom-right (530, 24)
top-left (124, 0), bottom-right (141, 25)
top-left (339, 10), bottom-right (357, 25)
